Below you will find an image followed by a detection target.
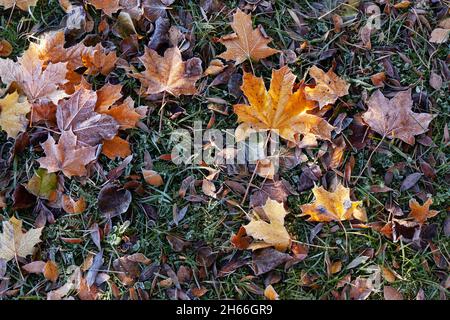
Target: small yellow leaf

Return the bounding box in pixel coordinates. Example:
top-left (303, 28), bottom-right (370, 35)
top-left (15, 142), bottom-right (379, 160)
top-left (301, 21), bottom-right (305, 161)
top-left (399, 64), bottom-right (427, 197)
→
top-left (0, 92), bottom-right (31, 138)
top-left (264, 285), bottom-right (279, 300)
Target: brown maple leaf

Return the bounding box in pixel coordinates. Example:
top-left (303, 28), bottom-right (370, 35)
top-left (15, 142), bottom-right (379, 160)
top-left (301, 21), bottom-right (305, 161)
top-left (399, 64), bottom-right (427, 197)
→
top-left (56, 89), bottom-right (119, 147)
top-left (82, 43), bottom-right (117, 76)
top-left (234, 66), bottom-right (334, 142)
top-left (101, 97), bottom-right (145, 130)
top-left (0, 45), bottom-right (68, 104)
top-left (38, 129), bottom-right (97, 178)
top-left (133, 46), bottom-right (203, 97)
top-left (102, 135), bottom-right (131, 159)
top-left (87, 0), bottom-right (121, 16)
top-left (0, 0), bottom-right (38, 11)
top-left (218, 9), bottom-right (279, 65)
top-left (408, 198), bottom-right (439, 224)
top-left (305, 66), bottom-right (350, 109)
top-left (362, 89), bottom-right (435, 145)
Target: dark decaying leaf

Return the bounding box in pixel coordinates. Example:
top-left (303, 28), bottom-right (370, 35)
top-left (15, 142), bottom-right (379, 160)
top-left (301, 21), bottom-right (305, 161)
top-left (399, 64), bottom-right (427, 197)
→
top-left (400, 173), bottom-right (422, 192)
top-left (98, 183), bottom-right (132, 218)
top-left (251, 248), bottom-right (292, 276)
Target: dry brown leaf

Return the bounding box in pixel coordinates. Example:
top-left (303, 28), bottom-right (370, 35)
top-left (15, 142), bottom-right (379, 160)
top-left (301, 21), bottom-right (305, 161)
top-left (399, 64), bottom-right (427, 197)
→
top-left (204, 59), bottom-right (226, 76)
top-left (43, 260), bottom-right (59, 283)
top-left (304, 66), bottom-right (349, 109)
top-left (300, 184), bottom-right (366, 222)
top-left (96, 83), bottom-right (123, 112)
top-left (0, 39), bottom-right (12, 57)
top-left (56, 89), bottom-right (119, 147)
top-left (102, 135), bottom-right (131, 159)
top-left (38, 130), bottom-right (97, 178)
top-left (429, 28), bottom-right (449, 44)
top-left (88, 0), bottom-right (121, 16)
top-left (133, 46), bottom-right (202, 97)
top-left (100, 97), bottom-right (143, 129)
top-left (0, 91), bottom-right (31, 138)
top-left (0, 45), bottom-right (68, 104)
top-left (244, 199), bottom-right (291, 252)
top-left (0, 0), bottom-right (38, 11)
top-left (362, 89), bottom-right (435, 145)
top-left (0, 217), bottom-right (43, 262)
top-left (408, 198), bottom-right (439, 224)
top-left (62, 194), bottom-right (87, 214)
top-left (82, 43), bottom-right (117, 76)
top-left (218, 9), bottom-right (279, 65)
top-left (234, 66), bottom-right (334, 143)
top-left (142, 169), bottom-right (164, 187)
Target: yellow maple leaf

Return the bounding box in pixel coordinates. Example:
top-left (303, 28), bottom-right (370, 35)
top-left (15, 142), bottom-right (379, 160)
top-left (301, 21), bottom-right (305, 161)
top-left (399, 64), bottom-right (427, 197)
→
top-left (218, 9), bottom-right (279, 65)
top-left (305, 66), bottom-right (350, 109)
top-left (300, 184), bottom-right (367, 222)
top-left (234, 66), bottom-right (334, 142)
top-left (244, 199), bottom-right (291, 252)
top-left (0, 92), bottom-right (31, 138)
top-left (0, 217), bottom-right (43, 262)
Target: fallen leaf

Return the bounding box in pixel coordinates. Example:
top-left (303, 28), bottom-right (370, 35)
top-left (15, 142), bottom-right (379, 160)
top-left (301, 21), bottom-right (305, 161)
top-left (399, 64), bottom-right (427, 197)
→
top-left (0, 45), bottom-right (68, 104)
top-left (56, 89), bottom-right (119, 147)
top-left (0, 92), bottom-right (31, 138)
top-left (251, 247), bottom-right (292, 275)
top-left (0, 0), bottom-right (38, 11)
top-left (400, 172), bottom-right (422, 192)
top-left (133, 46), bottom-right (203, 97)
top-left (429, 28), bottom-right (449, 44)
top-left (62, 195), bottom-right (87, 214)
top-left (218, 9), bottom-right (279, 65)
top-left (408, 198), bottom-right (439, 224)
top-left (43, 260), bottom-right (59, 283)
top-left (264, 285), bottom-right (279, 300)
top-left (0, 217), bottom-right (43, 262)
top-left (142, 169), bottom-right (164, 187)
top-left (234, 66), bottom-right (334, 142)
top-left (82, 43), bottom-right (117, 76)
top-left (37, 130), bottom-right (97, 178)
top-left (26, 168), bottom-right (58, 200)
top-left (304, 66), bottom-right (349, 109)
top-left (244, 199), bottom-right (291, 252)
top-left (98, 183), bottom-right (132, 218)
top-left (102, 135), bottom-right (131, 159)
top-left (100, 97), bottom-right (143, 129)
top-left (87, 0), bottom-right (121, 16)
top-left (383, 286), bottom-right (403, 300)
top-left (300, 184), bottom-right (367, 222)
top-left (0, 39), bottom-right (12, 57)
top-left (22, 260), bottom-right (46, 274)
top-left (362, 89), bottom-right (435, 145)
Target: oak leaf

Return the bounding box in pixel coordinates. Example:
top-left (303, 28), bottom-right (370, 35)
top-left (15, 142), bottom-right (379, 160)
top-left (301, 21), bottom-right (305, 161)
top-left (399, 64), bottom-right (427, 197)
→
top-left (0, 0), bottom-right (38, 11)
top-left (0, 91), bottom-right (31, 138)
top-left (408, 198), bottom-right (439, 224)
top-left (300, 184), bottom-right (367, 222)
top-left (0, 46), bottom-right (68, 104)
top-left (234, 66), bottom-right (334, 142)
top-left (56, 89), bottom-right (119, 147)
top-left (304, 66), bottom-right (350, 109)
top-left (37, 130), bottom-right (97, 178)
top-left (362, 89), bottom-right (435, 145)
top-left (244, 199), bottom-right (291, 252)
top-left (133, 46), bottom-right (203, 97)
top-left (0, 217), bottom-right (43, 262)
top-left (218, 9), bottom-right (279, 65)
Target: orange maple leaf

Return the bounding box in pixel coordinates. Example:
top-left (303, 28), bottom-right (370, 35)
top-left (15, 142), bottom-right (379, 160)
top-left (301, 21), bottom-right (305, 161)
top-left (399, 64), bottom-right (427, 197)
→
top-left (234, 66), bottom-right (334, 142)
top-left (408, 198), bottom-right (439, 224)
top-left (218, 9), bottom-right (279, 65)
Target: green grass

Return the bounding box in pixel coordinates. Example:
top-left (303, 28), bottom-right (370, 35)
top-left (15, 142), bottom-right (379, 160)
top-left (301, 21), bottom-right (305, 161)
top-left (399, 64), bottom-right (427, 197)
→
top-left (0, 0), bottom-right (449, 300)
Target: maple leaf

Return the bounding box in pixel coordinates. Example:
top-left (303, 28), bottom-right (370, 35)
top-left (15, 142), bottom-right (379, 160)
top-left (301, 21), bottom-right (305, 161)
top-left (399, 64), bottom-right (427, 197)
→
top-left (304, 66), bottom-right (350, 109)
top-left (101, 135), bottom-right (131, 159)
top-left (243, 199), bottom-right (291, 252)
top-left (408, 198), bottom-right (439, 224)
top-left (88, 0), bottom-right (122, 16)
top-left (0, 45), bottom-right (68, 104)
top-left (300, 184), bottom-right (367, 222)
top-left (218, 8), bottom-right (279, 65)
top-left (56, 89), bottom-right (119, 147)
top-left (0, 91), bottom-right (31, 138)
top-left (101, 97), bottom-right (144, 129)
top-left (0, 0), bottom-right (38, 11)
top-left (234, 66), bottom-right (334, 142)
top-left (96, 82), bottom-right (123, 113)
top-left (0, 217), bottom-right (43, 262)
top-left (362, 89), bottom-right (435, 145)
top-left (81, 43), bottom-right (118, 76)
top-left (37, 130), bottom-right (97, 178)
top-left (133, 46), bottom-right (203, 97)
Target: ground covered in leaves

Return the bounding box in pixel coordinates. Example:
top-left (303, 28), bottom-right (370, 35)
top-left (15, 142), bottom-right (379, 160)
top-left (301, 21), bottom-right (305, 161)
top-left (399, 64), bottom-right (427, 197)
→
top-left (0, 0), bottom-right (449, 300)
